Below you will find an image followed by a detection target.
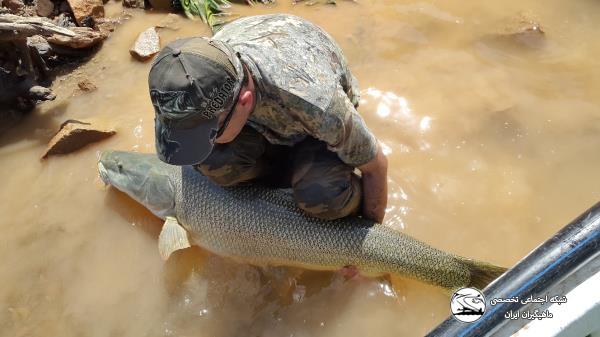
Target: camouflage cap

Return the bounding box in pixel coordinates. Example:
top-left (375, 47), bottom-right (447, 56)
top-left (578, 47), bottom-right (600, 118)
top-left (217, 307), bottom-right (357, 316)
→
top-left (148, 37), bottom-right (244, 165)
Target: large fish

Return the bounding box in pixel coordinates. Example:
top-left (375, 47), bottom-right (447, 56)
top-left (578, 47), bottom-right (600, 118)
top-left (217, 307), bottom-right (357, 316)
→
top-left (98, 150), bottom-right (506, 289)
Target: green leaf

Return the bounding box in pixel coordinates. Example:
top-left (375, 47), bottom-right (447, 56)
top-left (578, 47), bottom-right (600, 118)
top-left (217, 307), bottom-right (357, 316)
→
top-left (182, 0), bottom-right (232, 31)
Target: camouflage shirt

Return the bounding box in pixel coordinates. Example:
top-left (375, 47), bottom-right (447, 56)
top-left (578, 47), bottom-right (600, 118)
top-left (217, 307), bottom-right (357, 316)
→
top-left (213, 14), bottom-right (378, 167)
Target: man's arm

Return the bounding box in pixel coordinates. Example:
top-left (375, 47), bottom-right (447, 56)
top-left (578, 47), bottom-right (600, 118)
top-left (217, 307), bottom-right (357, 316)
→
top-left (297, 85), bottom-right (388, 222)
top-left (358, 143), bottom-right (388, 223)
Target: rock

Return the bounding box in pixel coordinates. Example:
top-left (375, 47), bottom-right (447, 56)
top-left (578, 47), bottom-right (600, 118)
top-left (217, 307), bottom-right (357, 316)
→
top-left (28, 85), bottom-right (55, 100)
top-left (47, 26), bottom-right (105, 48)
top-left (27, 37), bottom-right (51, 74)
top-left (27, 35), bottom-right (52, 58)
top-left (2, 0), bottom-right (25, 13)
top-left (65, 0), bottom-right (104, 26)
top-left (129, 27), bottom-right (160, 61)
top-left (0, 41), bottom-right (53, 108)
top-left (95, 17), bottom-right (120, 36)
top-left (79, 15), bottom-right (95, 28)
top-left (156, 13), bottom-right (180, 30)
top-left (36, 0), bottom-right (54, 17)
top-left (54, 12), bottom-right (76, 27)
top-left (122, 0), bottom-right (144, 8)
top-left (77, 78), bottom-right (96, 91)
top-left (41, 119), bottom-right (115, 159)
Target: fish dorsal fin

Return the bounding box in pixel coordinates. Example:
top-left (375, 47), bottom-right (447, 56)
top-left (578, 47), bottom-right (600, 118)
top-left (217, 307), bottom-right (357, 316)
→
top-left (158, 216), bottom-right (191, 260)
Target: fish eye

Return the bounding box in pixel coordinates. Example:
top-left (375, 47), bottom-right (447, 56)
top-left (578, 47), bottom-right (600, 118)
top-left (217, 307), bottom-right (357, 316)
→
top-left (117, 163), bottom-right (123, 173)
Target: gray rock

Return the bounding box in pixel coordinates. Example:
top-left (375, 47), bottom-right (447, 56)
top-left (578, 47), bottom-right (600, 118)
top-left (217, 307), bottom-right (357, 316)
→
top-left (27, 35), bottom-right (52, 57)
top-left (129, 27), bottom-right (160, 61)
top-left (54, 13), bottom-right (76, 27)
top-left (28, 85), bottom-right (55, 100)
top-left (36, 0), bottom-right (54, 17)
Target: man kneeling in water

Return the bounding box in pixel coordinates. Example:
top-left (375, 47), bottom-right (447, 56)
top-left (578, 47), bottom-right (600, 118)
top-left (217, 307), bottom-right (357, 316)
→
top-left (148, 14), bottom-right (388, 222)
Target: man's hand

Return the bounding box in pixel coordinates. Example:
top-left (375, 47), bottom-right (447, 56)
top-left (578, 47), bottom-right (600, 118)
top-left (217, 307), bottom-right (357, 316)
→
top-left (358, 144), bottom-right (388, 223)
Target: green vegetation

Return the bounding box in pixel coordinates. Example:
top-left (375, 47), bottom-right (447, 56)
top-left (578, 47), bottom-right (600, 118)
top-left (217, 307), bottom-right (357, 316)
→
top-left (180, 0), bottom-right (340, 31)
top-left (181, 0), bottom-right (236, 31)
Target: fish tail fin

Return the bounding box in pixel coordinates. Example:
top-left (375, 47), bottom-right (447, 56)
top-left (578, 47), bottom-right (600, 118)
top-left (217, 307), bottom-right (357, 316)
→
top-left (461, 258), bottom-right (508, 290)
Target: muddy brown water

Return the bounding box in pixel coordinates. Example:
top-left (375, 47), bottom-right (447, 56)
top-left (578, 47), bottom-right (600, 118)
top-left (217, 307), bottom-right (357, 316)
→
top-left (2, 1), bottom-right (600, 336)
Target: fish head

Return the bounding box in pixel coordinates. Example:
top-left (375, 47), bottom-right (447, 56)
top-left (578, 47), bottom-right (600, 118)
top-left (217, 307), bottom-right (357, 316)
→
top-left (98, 150), bottom-right (176, 219)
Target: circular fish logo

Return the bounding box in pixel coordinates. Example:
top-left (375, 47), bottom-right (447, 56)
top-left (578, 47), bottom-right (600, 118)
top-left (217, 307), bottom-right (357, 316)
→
top-left (450, 287), bottom-right (486, 322)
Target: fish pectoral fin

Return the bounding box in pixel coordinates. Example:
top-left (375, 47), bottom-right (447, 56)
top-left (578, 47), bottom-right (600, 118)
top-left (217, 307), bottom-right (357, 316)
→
top-left (158, 216), bottom-right (191, 261)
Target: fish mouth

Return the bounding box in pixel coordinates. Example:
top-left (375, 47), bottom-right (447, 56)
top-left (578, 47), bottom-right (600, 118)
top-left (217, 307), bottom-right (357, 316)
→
top-left (98, 161), bottom-right (110, 185)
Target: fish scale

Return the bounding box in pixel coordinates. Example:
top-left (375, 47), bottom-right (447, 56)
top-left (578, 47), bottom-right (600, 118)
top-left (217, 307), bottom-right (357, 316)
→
top-left (176, 164), bottom-right (469, 288)
top-left (99, 151), bottom-right (506, 289)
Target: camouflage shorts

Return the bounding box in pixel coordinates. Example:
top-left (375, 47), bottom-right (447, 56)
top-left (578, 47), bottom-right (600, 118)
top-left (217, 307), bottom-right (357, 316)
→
top-left (195, 126), bottom-right (362, 220)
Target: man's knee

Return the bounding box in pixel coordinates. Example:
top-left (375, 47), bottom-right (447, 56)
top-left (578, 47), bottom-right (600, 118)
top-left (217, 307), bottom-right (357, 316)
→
top-left (194, 163), bottom-right (251, 187)
top-left (293, 175), bottom-right (361, 220)
top-left (194, 126), bottom-right (268, 186)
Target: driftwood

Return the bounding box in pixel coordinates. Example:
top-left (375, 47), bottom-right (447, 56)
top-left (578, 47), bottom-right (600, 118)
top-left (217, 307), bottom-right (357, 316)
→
top-left (47, 26), bottom-right (105, 48)
top-left (0, 14), bottom-right (104, 48)
top-left (0, 14), bottom-right (76, 40)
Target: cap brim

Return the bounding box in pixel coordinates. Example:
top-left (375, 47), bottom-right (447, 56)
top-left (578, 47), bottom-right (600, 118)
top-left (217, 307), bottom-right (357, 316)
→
top-left (155, 117), bottom-right (219, 165)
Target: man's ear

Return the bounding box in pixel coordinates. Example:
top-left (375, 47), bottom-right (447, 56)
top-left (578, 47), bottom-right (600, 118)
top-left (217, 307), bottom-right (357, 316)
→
top-left (239, 89), bottom-right (253, 107)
